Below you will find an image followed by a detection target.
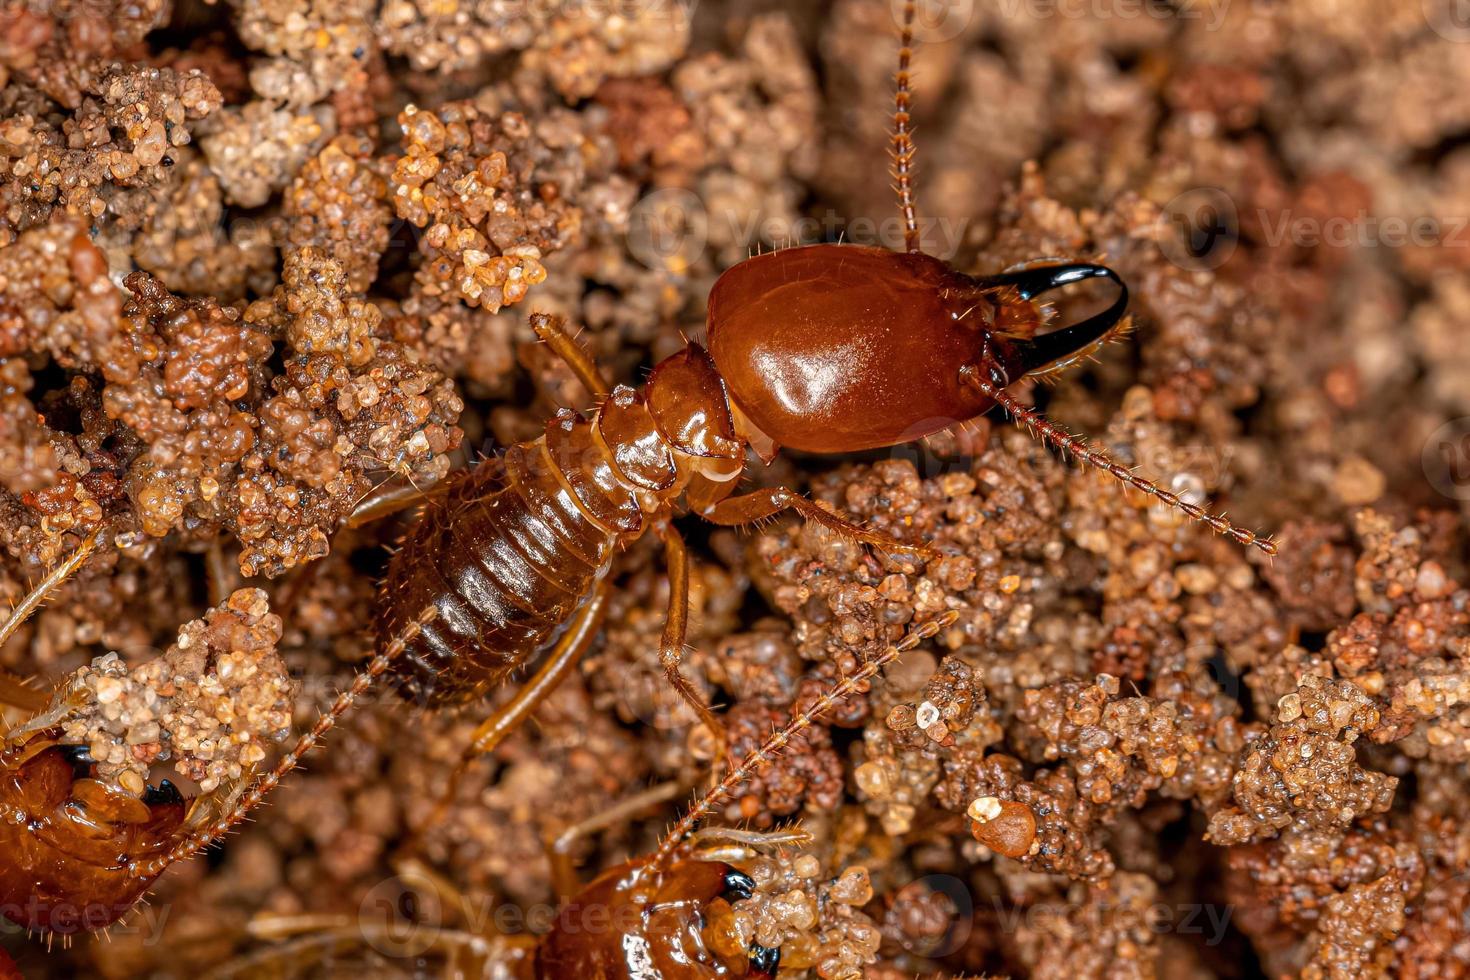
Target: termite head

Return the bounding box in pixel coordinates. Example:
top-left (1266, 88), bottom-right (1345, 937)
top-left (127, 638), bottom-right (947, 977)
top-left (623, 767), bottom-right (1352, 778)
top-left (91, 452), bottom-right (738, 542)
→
top-left (537, 857), bottom-right (781, 978)
top-left (0, 733), bottom-right (187, 933)
top-left (706, 244), bottom-right (1128, 458)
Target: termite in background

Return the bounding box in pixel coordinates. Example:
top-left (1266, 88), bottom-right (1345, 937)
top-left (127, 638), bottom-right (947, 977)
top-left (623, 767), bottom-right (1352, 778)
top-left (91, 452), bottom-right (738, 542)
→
top-left (0, 0), bottom-right (1274, 940)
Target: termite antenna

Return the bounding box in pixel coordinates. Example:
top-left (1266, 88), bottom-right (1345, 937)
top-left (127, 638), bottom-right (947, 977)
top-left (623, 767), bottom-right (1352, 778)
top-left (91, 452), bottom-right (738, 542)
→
top-left (0, 530), bottom-right (100, 653)
top-left (959, 366), bottom-right (1277, 557)
top-left (647, 608), bottom-right (959, 876)
top-left (893, 0), bottom-right (921, 254)
top-left (126, 605), bottom-right (439, 880)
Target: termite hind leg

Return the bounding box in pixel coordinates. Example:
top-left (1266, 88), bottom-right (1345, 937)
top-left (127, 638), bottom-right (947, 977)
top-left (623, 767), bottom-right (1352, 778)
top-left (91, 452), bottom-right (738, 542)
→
top-left (657, 524), bottom-right (730, 771)
top-left (277, 476), bottom-right (451, 625)
top-left (530, 312), bottom-right (611, 398)
top-left (960, 367), bottom-right (1277, 557)
top-left (424, 581), bottom-right (612, 830)
top-left (699, 486), bottom-right (939, 564)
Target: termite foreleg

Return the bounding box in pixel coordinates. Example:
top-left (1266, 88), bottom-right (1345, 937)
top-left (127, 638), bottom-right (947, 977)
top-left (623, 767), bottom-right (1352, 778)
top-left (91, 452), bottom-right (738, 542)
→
top-left (697, 485), bottom-right (939, 563)
top-left (426, 581), bottom-right (613, 827)
top-left (531, 312), bottom-right (611, 398)
top-left (656, 523), bottom-right (729, 765)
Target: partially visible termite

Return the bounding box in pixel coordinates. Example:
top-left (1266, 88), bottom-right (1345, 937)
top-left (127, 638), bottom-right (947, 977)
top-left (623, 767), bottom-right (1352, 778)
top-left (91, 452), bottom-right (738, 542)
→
top-left (0, 0), bottom-right (1273, 939)
top-left (532, 608), bottom-right (962, 977)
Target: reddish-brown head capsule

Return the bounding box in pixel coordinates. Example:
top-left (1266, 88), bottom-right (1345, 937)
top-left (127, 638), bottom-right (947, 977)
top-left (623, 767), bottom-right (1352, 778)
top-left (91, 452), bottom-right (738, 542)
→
top-left (537, 858), bottom-right (779, 978)
top-left (0, 735), bottom-right (187, 933)
top-left (707, 244), bottom-right (1127, 455)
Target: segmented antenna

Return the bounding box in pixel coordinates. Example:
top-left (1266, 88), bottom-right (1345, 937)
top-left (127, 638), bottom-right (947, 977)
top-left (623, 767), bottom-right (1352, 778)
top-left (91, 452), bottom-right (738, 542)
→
top-left (649, 608), bottom-right (959, 874)
top-left (960, 367), bottom-right (1277, 556)
top-left (1, 532), bottom-right (99, 717)
top-left (893, 0), bottom-right (921, 253)
top-left (0, 530), bottom-right (99, 653)
top-left (128, 605), bottom-right (439, 880)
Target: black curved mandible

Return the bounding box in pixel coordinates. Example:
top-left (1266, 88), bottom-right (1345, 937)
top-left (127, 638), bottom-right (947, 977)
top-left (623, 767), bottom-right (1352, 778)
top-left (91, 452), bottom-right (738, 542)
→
top-left (978, 263), bottom-right (1130, 376)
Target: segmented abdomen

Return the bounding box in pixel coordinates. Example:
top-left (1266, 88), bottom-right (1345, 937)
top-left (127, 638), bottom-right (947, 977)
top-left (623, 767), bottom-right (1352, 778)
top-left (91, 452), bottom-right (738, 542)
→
top-left (375, 415), bottom-right (645, 707)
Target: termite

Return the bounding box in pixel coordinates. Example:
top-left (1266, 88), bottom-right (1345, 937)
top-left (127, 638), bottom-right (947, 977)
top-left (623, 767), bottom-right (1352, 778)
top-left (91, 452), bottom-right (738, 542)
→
top-left (531, 609), bottom-right (960, 978)
top-left (0, 0), bottom-right (1273, 940)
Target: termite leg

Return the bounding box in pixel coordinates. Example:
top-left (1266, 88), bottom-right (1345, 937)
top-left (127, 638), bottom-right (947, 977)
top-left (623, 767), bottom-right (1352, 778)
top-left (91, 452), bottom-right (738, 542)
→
top-left (426, 581), bottom-right (612, 828)
top-left (544, 780), bottom-right (684, 900)
top-left (0, 530), bottom-right (100, 653)
top-left (239, 918), bottom-right (521, 972)
top-left (343, 477), bottom-right (451, 530)
top-left (960, 366), bottom-right (1277, 557)
top-left (656, 523), bottom-right (729, 767)
top-left (697, 486), bottom-right (939, 562)
top-left (687, 826), bottom-right (814, 864)
top-left (270, 476), bottom-right (456, 627)
top-left (531, 312), bottom-right (611, 398)
top-left (389, 857), bottom-right (481, 932)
